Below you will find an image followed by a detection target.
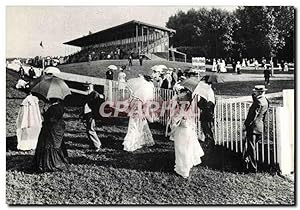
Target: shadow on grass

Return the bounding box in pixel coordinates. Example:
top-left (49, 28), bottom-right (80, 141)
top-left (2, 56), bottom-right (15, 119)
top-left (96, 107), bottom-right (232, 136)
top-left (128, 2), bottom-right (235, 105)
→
top-left (200, 143), bottom-right (280, 174)
top-left (6, 154), bottom-right (35, 174)
top-left (200, 143), bottom-right (245, 173)
top-left (68, 148), bottom-right (175, 173)
top-left (6, 136), bottom-right (18, 152)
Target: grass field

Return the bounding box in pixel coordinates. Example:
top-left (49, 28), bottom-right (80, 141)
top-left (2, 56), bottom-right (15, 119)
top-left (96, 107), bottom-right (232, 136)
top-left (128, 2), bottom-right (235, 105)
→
top-left (6, 60), bottom-right (295, 205)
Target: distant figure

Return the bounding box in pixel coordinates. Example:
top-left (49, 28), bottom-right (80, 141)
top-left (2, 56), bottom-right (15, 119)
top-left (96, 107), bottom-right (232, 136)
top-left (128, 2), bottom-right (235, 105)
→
top-left (264, 66), bottom-right (271, 85)
top-left (261, 57), bottom-right (267, 68)
top-left (177, 69), bottom-right (183, 78)
top-left (19, 66), bottom-right (25, 78)
top-left (236, 61), bottom-right (241, 74)
top-left (243, 85), bottom-right (269, 173)
top-left (242, 59), bottom-right (246, 68)
top-left (28, 66), bottom-right (36, 78)
top-left (52, 59), bottom-right (59, 67)
top-left (118, 68), bottom-right (127, 100)
top-left (212, 58), bottom-right (217, 72)
top-left (106, 68), bottom-right (114, 80)
top-left (128, 55), bottom-right (133, 66)
top-left (254, 59), bottom-right (259, 70)
top-left (246, 59), bottom-right (250, 67)
top-left (284, 62), bottom-right (289, 72)
top-left (232, 59), bottom-right (236, 72)
top-left (33, 98), bottom-right (69, 173)
top-left (270, 59), bottom-right (274, 76)
top-left (139, 55), bottom-right (143, 66)
top-left (280, 60), bottom-right (285, 71)
top-left (220, 59), bottom-right (227, 72)
top-left (216, 59), bottom-right (221, 73)
top-left (153, 74), bottom-right (163, 88)
top-left (161, 72), bottom-right (172, 89)
top-left (16, 90), bottom-right (42, 150)
top-left (16, 78), bottom-right (29, 90)
top-left (171, 70), bottom-right (178, 87)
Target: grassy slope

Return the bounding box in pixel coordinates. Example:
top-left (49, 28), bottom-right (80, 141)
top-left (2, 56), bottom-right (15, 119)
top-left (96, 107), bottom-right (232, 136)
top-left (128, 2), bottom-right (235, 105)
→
top-left (6, 61), bottom-right (295, 205)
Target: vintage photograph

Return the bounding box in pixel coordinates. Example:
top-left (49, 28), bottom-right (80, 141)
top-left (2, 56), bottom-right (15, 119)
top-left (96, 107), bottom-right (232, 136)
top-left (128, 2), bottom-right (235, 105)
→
top-left (6, 5), bottom-right (295, 205)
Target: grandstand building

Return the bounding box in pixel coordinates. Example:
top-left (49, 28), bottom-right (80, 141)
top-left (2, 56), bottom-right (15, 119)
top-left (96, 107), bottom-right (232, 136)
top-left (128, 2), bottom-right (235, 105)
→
top-left (63, 20), bottom-right (185, 63)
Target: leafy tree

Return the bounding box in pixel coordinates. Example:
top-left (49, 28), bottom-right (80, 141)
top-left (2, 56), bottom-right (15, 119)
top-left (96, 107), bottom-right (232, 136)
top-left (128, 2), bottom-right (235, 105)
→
top-left (167, 8), bottom-right (237, 59)
top-left (234, 6), bottom-right (295, 60)
top-left (166, 6), bottom-right (295, 61)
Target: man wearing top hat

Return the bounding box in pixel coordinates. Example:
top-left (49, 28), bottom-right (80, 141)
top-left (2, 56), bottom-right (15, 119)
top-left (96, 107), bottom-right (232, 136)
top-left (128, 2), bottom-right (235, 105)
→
top-left (243, 85), bottom-right (269, 172)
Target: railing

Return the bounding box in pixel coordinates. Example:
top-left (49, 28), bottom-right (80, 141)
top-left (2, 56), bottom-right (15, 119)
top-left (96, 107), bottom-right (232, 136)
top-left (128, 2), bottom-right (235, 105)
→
top-left (110, 82), bottom-right (288, 169)
top-left (214, 99), bottom-right (278, 166)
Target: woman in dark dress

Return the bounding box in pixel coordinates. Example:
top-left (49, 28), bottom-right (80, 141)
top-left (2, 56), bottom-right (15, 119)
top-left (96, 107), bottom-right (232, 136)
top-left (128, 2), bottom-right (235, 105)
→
top-left (33, 98), bottom-right (68, 172)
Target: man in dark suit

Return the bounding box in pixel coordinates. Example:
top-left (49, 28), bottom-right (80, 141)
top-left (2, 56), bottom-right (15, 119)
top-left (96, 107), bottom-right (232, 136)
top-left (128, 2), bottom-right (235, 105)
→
top-left (264, 66), bottom-right (271, 85)
top-left (19, 65), bottom-right (25, 79)
top-left (243, 85), bottom-right (269, 172)
top-left (83, 84), bottom-right (105, 151)
top-left (197, 77), bottom-right (215, 153)
top-left (28, 66), bottom-right (36, 78)
top-left (106, 68), bottom-right (114, 80)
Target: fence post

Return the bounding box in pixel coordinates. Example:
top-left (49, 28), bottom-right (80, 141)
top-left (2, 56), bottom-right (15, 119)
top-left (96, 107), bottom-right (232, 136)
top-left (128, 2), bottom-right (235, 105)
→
top-left (105, 80), bottom-right (113, 102)
top-left (276, 89), bottom-right (294, 175)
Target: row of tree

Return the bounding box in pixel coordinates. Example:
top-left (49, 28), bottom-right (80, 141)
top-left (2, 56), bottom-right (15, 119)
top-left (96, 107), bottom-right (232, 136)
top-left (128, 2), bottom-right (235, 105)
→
top-left (166, 6), bottom-right (295, 62)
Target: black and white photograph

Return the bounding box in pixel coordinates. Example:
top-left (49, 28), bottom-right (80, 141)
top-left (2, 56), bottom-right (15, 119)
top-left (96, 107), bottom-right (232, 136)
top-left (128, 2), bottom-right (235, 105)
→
top-left (5, 3), bottom-right (295, 205)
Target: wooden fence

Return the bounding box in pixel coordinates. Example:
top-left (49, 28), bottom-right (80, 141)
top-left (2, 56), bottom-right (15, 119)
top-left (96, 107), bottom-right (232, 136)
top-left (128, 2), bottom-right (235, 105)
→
top-left (99, 80), bottom-right (294, 173)
top-left (214, 98), bottom-right (278, 166)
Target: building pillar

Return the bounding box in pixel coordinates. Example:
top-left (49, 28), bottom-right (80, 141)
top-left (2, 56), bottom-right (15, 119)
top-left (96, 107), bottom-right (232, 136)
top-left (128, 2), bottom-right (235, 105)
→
top-left (141, 26), bottom-right (144, 54)
top-left (136, 24), bottom-right (138, 52)
top-left (147, 27), bottom-right (149, 53)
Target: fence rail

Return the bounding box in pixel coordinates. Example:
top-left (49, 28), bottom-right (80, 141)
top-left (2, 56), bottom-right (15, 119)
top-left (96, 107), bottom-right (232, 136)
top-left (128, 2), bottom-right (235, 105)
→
top-left (111, 83), bottom-right (279, 167)
top-left (214, 99), bottom-right (278, 165)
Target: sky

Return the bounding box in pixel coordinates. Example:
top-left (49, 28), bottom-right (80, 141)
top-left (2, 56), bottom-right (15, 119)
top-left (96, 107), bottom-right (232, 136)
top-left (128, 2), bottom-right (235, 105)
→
top-left (6, 6), bottom-right (237, 58)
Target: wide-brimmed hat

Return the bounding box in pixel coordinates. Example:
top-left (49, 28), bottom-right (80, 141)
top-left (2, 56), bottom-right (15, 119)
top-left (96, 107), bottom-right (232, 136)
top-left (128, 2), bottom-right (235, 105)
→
top-left (253, 85), bottom-right (267, 92)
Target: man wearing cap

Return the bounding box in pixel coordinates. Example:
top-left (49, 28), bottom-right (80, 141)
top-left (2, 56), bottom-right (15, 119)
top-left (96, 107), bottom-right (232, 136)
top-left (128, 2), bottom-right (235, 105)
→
top-left (82, 84), bottom-right (105, 152)
top-left (243, 85), bottom-right (269, 172)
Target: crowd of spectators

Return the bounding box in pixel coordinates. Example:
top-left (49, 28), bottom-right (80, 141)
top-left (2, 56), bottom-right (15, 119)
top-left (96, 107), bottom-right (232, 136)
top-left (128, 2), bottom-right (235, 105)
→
top-left (65, 46), bottom-right (141, 64)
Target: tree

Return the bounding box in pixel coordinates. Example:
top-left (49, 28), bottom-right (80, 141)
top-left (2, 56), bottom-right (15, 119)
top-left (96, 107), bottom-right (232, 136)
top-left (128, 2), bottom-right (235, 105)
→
top-left (234, 6), bottom-right (295, 60)
top-left (166, 8), bottom-right (237, 59)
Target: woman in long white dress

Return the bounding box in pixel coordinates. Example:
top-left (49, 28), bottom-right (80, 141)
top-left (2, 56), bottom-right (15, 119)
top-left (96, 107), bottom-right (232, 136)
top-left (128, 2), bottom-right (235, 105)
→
top-left (123, 76), bottom-right (155, 152)
top-left (169, 89), bottom-right (204, 178)
top-left (16, 92), bottom-right (42, 150)
top-left (118, 69), bottom-right (127, 100)
top-left (123, 98), bottom-right (155, 152)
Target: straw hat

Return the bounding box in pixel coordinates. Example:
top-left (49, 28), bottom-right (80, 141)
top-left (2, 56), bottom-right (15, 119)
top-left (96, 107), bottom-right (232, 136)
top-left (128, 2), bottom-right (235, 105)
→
top-left (252, 85), bottom-right (267, 92)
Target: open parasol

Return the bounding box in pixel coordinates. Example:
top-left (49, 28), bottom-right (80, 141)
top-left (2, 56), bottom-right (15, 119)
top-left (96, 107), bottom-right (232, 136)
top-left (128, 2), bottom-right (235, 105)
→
top-left (126, 77), bottom-right (154, 103)
top-left (180, 77), bottom-right (215, 103)
top-left (31, 75), bottom-right (71, 100)
top-left (107, 65), bottom-right (118, 70)
top-left (44, 66), bottom-right (61, 75)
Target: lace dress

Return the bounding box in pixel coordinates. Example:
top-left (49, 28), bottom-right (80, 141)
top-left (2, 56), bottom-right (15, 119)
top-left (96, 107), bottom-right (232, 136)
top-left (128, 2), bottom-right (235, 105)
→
top-left (171, 109), bottom-right (204, 178)
top-left (16, 94), bottom-right (42, 150)
top-left (123, 100), bottom-right (155, 152)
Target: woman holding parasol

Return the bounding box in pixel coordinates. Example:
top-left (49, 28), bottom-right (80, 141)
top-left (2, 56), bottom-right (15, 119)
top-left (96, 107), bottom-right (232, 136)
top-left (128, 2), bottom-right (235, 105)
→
top-left (123, 75), bottom-right (155, 152)
top-left (167, 87), bottom-right (204, 178)
top-left (31, 75), bottom-right (71, 172)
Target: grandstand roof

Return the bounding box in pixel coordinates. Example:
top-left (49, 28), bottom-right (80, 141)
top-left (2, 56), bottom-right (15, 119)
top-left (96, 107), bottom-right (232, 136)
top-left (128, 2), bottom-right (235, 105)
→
top-left (63, 20), bottom-right (176, 47)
